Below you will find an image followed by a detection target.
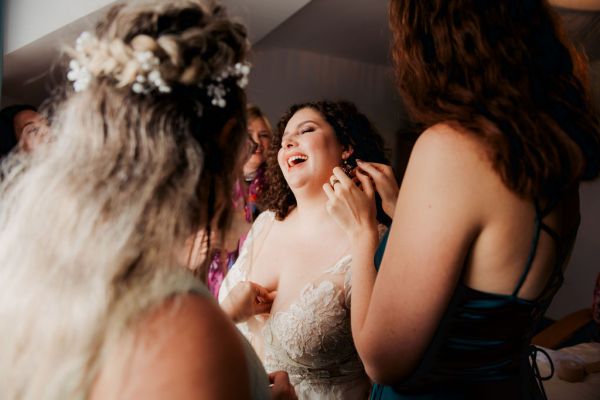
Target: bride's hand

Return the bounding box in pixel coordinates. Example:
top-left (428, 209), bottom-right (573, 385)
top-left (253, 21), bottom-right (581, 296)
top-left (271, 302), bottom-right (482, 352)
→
top-left (323, 166), bottom-right (378, 241)
top-left (221, 281), bottom-right (276, 324)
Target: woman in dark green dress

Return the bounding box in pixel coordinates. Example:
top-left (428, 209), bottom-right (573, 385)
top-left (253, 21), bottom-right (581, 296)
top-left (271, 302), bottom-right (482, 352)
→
top-left (322, 1), bottom-right (600, 399)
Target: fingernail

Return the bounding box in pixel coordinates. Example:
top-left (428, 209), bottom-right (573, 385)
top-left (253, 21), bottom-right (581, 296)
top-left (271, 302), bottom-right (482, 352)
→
top-left (356, 159), bottom-right (363, 164)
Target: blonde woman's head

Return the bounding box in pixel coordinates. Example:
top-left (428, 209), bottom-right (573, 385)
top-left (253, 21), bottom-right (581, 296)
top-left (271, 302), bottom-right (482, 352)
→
top-left (0, 1), bottom-right (250, 397)
top-left (244, 104), bottom-right (272, 175)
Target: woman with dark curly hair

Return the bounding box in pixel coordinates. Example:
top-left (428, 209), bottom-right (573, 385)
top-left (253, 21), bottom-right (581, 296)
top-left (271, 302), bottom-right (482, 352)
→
top-left (219, 100), bottom-right (394, 399)
top-left (324, 1), bottom-right (600, 399)
top-left (0, 1), bottom-right (297, 399)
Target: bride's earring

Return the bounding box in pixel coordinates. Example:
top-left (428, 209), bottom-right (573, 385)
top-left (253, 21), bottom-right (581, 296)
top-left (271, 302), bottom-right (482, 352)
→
top-left (341, 157), bottom-right (353, 176)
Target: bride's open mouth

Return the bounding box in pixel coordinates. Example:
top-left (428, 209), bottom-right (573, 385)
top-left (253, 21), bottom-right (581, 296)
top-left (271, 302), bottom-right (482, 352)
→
top-left (286, 153), bottom-right (308, 170)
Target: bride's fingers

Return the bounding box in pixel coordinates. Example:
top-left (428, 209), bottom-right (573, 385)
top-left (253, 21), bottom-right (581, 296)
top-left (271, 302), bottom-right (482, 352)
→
top-left (254, 302), bottom-right (273, 315)
top-left (323, 182), bottom-right (336, 199)
top-left (255, 291), bottom-right (276, 304)
top-left (257, 293), bottom-right (275, 304)
top-left (265, 290), bottom-right (277, 301)
top-left (332, 167), bottom-right (353, 188)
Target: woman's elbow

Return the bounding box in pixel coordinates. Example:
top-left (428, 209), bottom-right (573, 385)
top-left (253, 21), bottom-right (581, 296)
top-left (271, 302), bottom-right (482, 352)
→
top-left (363, 358), bottom-right (413, 385)
top-left (356, 337), bottom-right (414, 385)
top-left (364, 363), bottom-right (398, 385)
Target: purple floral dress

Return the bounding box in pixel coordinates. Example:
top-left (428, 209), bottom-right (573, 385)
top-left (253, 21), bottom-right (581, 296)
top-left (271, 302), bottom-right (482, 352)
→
top-left (207, 165), bottom-right (266, 298)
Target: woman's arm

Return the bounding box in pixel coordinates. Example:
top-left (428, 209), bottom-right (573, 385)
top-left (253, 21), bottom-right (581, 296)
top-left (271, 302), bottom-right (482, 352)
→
top-left (90, 295), bottom-right (251, 399)
top-left (218, 212), bottom-right (277, 323)
top-left (221, 280), bottom-right (276, 323)
top-left (218, 211), bottom-right (274, 304)
top-left (549, 0), bottom-right (600, 11)
top-left (325, 124), bottom-right (486, 384)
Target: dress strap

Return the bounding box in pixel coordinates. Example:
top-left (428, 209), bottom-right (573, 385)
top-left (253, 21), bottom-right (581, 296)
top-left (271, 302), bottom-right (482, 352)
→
top-left (237, 210), bottom-right (275, 264)
top-left (370, 383), bottom-right (384, 400)
top-left (511, 198), bottom-right (559, 298)
top-left (374, 228), bottom-right (390, 272)
top-left (511, 207), bottom-right (542, 297)
top-left (529, 345), bottom-right (554, 400)
top-left (539, 223), bottom-right (561, 243)
top-left (537, 196), bottom-right (559, 218)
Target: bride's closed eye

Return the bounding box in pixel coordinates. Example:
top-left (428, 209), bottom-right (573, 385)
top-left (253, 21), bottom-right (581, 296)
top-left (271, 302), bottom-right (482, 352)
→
top-left (300, 127), bottom-right (314, 134)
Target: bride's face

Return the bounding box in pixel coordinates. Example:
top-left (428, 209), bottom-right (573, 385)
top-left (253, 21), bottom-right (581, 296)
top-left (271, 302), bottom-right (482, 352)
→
top-left (277, 107), bottom-right (343, 192)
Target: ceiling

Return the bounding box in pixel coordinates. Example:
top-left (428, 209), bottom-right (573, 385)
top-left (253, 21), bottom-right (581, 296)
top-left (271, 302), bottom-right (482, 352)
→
top-left (1, 0), bottom-right (312, 105)
top-left (2, 0), bottom-right (599, 106)
top-left (257, 0), bottom-right (600, 65)
top-left (257, 0), bottom-right (391, 66)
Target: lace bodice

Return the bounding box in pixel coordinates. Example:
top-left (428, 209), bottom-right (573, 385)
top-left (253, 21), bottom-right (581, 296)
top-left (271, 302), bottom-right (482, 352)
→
top-left (219, 211), bottom-right (370, 400)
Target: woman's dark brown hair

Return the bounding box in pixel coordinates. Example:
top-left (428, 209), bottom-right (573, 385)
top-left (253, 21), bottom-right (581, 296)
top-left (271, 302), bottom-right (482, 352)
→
top-left (262, 100), bottom-right (391, 223)
top-left (389, 0), bottom-right (600, 198)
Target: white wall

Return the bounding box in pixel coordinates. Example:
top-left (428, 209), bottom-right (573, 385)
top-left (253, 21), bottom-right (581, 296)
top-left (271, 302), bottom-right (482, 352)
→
top-left (3, 0), bottom-right (117, 53)
top-left (246, 45), bottom-right (409, 163)
top-left (1, 0), bottom-right (313, 106)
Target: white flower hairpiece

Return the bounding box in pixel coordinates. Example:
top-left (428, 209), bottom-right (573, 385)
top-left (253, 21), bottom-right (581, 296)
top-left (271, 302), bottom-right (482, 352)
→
top-left (67, 59), bottom-right (92, 93)
top-left (131, 50), bottom-right (171, 94)
top-left (66, 31), bottom-right (251, 107)
top-left (67, 32), bottom-right (172, 94)
top-left (204, 62), bottom-right (251, 108)
top-left (67, 31), bottom-right (96, 92)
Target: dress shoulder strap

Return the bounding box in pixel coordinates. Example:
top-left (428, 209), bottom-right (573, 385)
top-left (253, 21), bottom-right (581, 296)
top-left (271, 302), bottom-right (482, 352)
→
top-left (511, 197), bottom-right (570, 298)
top-left (218, 211), bottom-right (275, 304)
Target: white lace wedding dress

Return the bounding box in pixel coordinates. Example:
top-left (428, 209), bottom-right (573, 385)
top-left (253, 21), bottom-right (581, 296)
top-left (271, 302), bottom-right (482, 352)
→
top-left (219, 211), bottom-right (371, 400)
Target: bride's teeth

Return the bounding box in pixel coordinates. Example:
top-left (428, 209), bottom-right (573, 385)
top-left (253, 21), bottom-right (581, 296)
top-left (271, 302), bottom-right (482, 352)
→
top-left (287, 155), bottom-right (307, 167)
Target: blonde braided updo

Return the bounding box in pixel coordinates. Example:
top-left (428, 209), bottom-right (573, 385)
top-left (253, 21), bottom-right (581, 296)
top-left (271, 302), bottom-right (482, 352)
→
top-left (67, 0), bottom-right (250, 104)
top-left (0, 2), bottom-right (251, 397)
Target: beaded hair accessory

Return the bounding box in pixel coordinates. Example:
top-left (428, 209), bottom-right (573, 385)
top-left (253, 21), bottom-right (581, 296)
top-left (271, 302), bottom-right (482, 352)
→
top-left (67, 31), bottom-right (250, 109)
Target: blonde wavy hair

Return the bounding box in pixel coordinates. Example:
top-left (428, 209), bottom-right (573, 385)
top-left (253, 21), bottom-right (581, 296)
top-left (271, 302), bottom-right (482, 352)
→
top-left (0, 0), bottom-right (249, 398)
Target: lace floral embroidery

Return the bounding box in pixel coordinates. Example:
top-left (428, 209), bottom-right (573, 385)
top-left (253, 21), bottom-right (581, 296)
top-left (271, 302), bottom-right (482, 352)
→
top-left (269, 281), bottom-right (347, 360)
top-left (218, 211), bottom-right (371, 399)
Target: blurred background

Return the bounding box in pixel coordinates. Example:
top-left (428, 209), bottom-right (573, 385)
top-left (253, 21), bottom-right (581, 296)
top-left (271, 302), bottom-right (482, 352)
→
top-left (1, 0), bottom-right (598, 320)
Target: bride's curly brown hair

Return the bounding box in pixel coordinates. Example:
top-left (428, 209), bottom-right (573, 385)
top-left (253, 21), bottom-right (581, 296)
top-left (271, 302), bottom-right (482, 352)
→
top-left (389, 0), bottom-right (600, 198)
top-left (262, 100), bottom-right (391, 223)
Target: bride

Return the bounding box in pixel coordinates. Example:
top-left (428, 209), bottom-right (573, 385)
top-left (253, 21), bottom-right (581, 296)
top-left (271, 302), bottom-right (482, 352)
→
top-left (219, 100), bottom-right (396, 399)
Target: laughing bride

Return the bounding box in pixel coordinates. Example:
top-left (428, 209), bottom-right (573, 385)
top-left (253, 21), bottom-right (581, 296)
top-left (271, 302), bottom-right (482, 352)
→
top-left (219, 100), bottom-right (395, 399)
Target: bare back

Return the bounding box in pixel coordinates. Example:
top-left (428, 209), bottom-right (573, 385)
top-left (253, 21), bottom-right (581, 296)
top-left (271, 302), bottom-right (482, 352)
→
top-left (463, 165), bottom-right (580, 301)
top-left (359, 123), bottom-right (583, 389)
